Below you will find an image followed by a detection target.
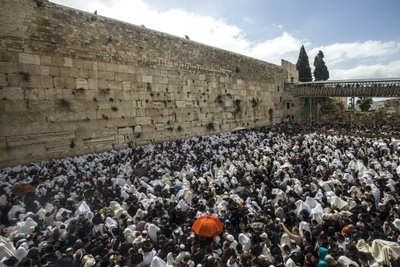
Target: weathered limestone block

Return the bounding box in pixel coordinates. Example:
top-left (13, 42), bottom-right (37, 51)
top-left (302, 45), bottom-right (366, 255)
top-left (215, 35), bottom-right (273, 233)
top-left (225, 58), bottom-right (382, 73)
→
top-left (0, 73), bottom-right (8, 86)
top-left (40, 55), bottom-right (52, 66)
top-left (136, 116), bottom-right (151, 125)
top-left (18, 53), bottom-right (40, 65)
top-left (0, 87), bottom-right (24, 100)
top-left (53, 77), bottom-right (66, 89)
top-left (142, 75), bottom-right (153, 83)
top-left (99, 71), bottom-right (114, 81)
top-left (63, 57), bottom-right (73, 67)
top-left (118, 127), bottom-right (133, 135)
top-left (75, 78), bottom-right (88, 89)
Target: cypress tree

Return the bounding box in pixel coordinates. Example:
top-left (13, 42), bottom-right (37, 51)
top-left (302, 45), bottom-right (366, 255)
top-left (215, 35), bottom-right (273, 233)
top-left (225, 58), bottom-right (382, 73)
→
top-left (313, 50), bottom-right (330, 81)
top-left (296, 45), bottom-right (312, 82)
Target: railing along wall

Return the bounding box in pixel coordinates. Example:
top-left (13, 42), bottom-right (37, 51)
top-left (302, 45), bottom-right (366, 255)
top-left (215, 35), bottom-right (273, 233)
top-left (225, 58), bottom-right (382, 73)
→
top-left (285, 78), bottom-right (400, 97)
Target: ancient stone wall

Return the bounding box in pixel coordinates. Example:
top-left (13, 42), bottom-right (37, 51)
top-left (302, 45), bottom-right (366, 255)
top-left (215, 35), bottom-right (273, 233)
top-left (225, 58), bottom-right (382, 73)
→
top-left (0, 0), bottom-right (299, 167)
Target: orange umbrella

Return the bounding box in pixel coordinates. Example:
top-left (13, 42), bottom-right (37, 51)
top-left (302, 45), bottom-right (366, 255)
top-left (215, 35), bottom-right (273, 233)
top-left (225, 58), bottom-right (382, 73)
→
top-left (192, 215), bottom-right (224, 238)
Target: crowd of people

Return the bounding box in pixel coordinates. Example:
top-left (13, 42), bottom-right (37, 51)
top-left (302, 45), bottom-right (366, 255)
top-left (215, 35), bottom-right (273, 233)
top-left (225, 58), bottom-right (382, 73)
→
top-left (1, 124), bottom-right (400, 267)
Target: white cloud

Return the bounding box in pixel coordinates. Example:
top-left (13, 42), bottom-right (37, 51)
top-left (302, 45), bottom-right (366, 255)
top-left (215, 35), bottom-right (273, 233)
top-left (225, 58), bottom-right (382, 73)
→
top-left (330, 60), bottom-right (400, 79)
top-left (273, 23), bottom-right (283, 29)
top-left (310, 41), bottom-right (400, 66)
top-left (247, 32), bottom-right (307, 63)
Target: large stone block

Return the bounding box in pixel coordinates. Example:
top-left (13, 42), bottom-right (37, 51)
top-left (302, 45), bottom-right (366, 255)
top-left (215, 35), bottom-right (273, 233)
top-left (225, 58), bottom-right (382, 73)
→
top-left (0, 73), bottom-right (8, 86)
top-left (18, 53), bottom-right (40, 65)
top-left (76, 78), bottom-right (88, 89)
top-left (0, 62), bottom-right (16, 74)
top-left (53, 77), bottom-right (66, 89)
top-left (142, 75), bottom-right (153, 83)
top-left (0, 87), bottom-right (24, 100)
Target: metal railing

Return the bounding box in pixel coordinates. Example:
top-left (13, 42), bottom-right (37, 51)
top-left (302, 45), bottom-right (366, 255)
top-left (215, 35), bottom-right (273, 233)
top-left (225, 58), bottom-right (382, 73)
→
top-left (285, 78), bottom-right (400, 97)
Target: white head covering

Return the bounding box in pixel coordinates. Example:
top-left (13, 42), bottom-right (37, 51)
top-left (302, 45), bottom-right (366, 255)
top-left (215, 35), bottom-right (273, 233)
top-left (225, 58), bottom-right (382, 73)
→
top-left (238, 233), bottom-right (251, 252)
top-left (150, 256), bottom-right (166, 267)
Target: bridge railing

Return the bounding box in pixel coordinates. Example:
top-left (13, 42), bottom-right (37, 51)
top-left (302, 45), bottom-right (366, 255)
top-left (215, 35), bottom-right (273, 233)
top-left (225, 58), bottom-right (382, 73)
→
top-left (285, 78), bottom-right (400, 97)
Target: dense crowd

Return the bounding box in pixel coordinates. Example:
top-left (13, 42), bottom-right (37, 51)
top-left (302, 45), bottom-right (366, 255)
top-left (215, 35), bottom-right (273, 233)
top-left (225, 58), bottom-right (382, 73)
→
top-left (1, 124), bottom-right (400, 267)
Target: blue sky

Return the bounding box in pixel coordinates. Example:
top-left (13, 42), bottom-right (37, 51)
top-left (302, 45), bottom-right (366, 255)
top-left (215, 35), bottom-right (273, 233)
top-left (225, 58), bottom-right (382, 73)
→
top-left (52, 0), bottom-right (400, 80)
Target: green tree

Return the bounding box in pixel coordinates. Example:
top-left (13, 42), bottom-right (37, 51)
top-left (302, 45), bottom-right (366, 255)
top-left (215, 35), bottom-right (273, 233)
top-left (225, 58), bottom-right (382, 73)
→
top-left (296, 45), bottom-right (312, 82)
top-left (313, 50), bottom-right (330, 81)
top-left (356, 97), bottom-right (373, 112)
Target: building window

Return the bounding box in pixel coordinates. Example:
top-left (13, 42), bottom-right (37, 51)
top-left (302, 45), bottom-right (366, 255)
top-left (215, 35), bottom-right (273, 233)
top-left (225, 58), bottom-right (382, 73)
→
top-left (277, 86), bottom-right (280, 92)
top-left (287, 103), bottom-right (290, 109)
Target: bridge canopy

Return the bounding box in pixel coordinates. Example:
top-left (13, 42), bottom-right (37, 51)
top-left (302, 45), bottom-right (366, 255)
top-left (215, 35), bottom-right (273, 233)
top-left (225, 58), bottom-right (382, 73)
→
top-left (286, 78), bottom-right (400, 97)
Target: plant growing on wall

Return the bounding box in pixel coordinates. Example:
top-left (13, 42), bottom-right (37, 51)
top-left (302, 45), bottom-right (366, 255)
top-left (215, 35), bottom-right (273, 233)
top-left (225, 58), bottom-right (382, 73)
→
top-left (215, 95), bottom-right (223, 105)
top-left (99, 88), bottom-right (110, 95)
top-left (72, 88), bottom-right (85, 95)
top-left (251, 98), bottom-right (259, 108)
top-left (19, 72), bottom-right (30, 82)
top-left (234, 99), bottom-right (242, 114)
top-left (57, 99), bottom-right (72, 111)
top-left (206, 122), bottom-right (215, 131)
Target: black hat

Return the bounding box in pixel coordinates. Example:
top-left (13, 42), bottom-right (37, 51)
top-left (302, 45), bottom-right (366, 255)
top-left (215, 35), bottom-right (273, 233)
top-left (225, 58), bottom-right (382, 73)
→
top-left (142, 240), bottom-right (154, 252)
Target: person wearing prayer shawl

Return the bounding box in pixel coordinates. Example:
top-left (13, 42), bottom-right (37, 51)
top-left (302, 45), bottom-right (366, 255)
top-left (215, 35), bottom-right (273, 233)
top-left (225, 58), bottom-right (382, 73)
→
top-left (139, 240), bottom-right (157, 267)
top-left (278, 222), bottom-right (302, 246)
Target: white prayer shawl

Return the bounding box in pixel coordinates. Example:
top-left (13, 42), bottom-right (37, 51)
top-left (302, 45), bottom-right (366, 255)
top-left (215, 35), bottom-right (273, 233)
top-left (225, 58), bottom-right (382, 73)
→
top-left (8, 205), bottom-right (26, 221)
top-left (0, 236), bottom-right (16, 259)
top-left (305, 197), bottom-right (318, 209)
top-left (393, 219), bottom-right (400, 231)
top-left (271, 188), bottom-right (286, 204)
top-left (105, 217), bottom-right (118, 229)
top-left (310, 203), bottom-right (324, 223)
top-left (124, 228), bottom-right (136, 243)
top-left (357, 239), bottom-right (400, 265)
top-left (15, 242), bottom-right (28, 262)
top-left (299, 221), bottom-right (311, 239)
top-left (55, 208), bottom-right (72, 221)
top-left (75, 201), bottom-right (91, 216)
top-left (337, 255), bottom-right (360, 267)
top-left (166, 252), bottom-right (176, 267)
top-left (150, 256), bottom-right (166, 267)
top-left (260, 244), bottom-right (275, 263)
top-left (329, 196), bottom-right (349, 210)
top-left (177, 199), bottom-right (189, 212)
top-left (140, 249), bottom-right (157, 267)
top-left (370, 187), bottom-right (381, 207)
top-left (238, 233), bottom-right (251, 252)
top-left (343, 173), bottom-right (355, 184)
top-left (295, 200), bottom-right (311, 217)
top-left (285, 257), bottom-right (297, 267)
top-left (147, 224), bottom-right (160, 242)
